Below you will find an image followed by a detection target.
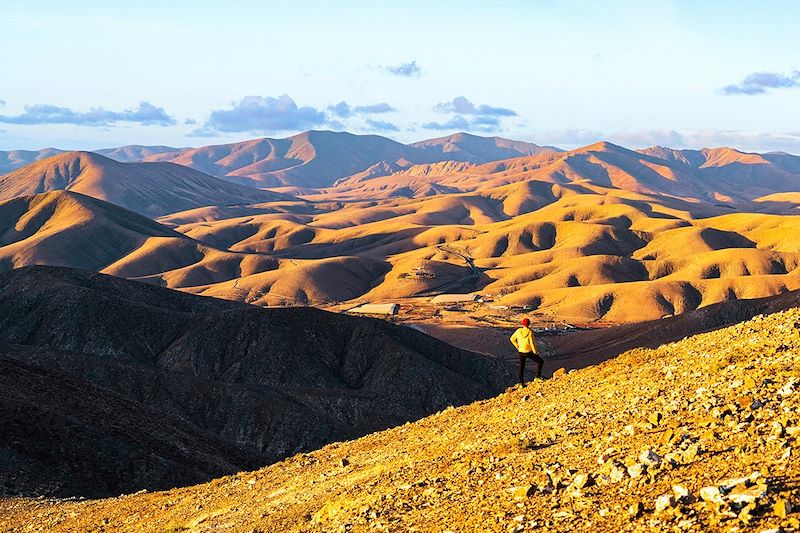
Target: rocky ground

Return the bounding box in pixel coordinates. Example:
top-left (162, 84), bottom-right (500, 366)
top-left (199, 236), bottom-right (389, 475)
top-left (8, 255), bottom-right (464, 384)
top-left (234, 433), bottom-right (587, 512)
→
top-left (1, 307), bottom-right (798, 531)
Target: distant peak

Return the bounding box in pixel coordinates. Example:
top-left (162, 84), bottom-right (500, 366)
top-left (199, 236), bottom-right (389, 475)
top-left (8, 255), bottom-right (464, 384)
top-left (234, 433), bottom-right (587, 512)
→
top-left (577, 140), bottom-right (627, 153)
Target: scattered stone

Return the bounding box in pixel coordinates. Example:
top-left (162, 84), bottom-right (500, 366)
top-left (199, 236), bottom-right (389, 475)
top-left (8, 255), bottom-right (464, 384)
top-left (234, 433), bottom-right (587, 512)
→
top-left (773, 498), bottom-right (793, 518)
top-left (654, 494), bottom-right (675, 513)
top-left (572, 473), bottom-right (593, 489)
top-left (638, 449), bottom-right (662, 466)
top-left (699, 486), bottom-right (724, 505)
top-left (511, 485), bottom-right (535, 500)
top-left (627, 464), bottom-right (646, 478)
top-left (718, 472), bottom-right (759, 492)
top-left (672, 484), bottom-right (691, 503)
top-left (648, 412), bottom-right (663, 426)
top-left (609, 465), bottom-right (626, 484)
top-left (727, 484), bottom-right (767, 505)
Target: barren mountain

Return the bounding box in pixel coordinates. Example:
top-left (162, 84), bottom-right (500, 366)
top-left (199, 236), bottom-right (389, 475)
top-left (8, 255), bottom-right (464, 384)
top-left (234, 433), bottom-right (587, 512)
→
top-left (0, 148), bottom-right (64, 174)
top-left (5, 303), bottom-right (797, 531)
top-left (94, 144), bottom-right (182, 162)
top-left (2, 138), bottom-right (800, 323)
top-left (141, 131), bottom-right (558, 189)
top-left (324, 141), bottom-right (800, 204)
top-left (142, 130), bottom-right (426, 188)
top-left (0, 151), bottom-right (292, 216)
top-left (409, 132), bottom-right (559, 162)
top-left (0, 266), bottom-right (514, 498)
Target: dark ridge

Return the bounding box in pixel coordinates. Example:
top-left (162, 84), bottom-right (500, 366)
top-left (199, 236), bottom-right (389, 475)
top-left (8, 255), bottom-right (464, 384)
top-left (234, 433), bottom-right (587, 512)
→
top-left (0, 266), bottom-right (514, 498)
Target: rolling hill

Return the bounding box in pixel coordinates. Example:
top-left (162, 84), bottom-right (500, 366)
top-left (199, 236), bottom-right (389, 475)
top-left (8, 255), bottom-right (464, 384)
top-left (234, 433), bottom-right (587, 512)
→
top-left (1, 136), bottom-right (799, 323)
top-left (0, 266), bottom-right (514, 497)
top-left (0, 190), bottom-right (282, 286)
top-left (0, 151), bottom-right (293, 217)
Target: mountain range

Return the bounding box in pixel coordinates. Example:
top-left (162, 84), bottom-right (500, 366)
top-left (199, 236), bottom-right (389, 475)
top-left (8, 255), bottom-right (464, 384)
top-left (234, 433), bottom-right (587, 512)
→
top-left (0, 131), bottom-right (799, 322)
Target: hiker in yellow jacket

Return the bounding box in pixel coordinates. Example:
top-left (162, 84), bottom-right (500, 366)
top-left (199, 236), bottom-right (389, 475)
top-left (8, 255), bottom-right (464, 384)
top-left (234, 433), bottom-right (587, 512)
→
top-left (510, 318), bottom-right (543, 384)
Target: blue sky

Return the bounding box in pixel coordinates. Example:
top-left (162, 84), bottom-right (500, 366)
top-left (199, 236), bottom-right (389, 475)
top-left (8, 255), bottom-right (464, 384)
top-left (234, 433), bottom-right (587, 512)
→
top-left (2, 0), bottom-right (799, 152)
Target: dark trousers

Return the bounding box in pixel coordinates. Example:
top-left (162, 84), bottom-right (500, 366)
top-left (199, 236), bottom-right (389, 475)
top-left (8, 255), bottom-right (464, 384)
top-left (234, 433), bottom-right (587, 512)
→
top-left (519, 352), bottom-right (543, 383)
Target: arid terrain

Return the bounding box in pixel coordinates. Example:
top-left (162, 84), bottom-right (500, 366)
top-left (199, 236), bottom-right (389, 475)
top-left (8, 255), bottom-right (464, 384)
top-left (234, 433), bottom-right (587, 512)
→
top-left (1, 131), bottom-right (799, 531)
top-left (0, 132), bottom-right (799, 325)
top-left (2, 302), bottom-right (798, 531)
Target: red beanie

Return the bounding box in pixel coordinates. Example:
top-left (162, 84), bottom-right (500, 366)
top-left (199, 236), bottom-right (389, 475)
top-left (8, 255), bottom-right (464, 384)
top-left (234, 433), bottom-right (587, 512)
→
top-left (521, 318), bottom-right (530, 326)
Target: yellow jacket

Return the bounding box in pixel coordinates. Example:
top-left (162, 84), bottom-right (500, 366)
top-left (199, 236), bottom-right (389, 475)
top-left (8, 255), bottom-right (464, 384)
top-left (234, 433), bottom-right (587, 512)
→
top-left (510, 326), bottom-right (537, 354)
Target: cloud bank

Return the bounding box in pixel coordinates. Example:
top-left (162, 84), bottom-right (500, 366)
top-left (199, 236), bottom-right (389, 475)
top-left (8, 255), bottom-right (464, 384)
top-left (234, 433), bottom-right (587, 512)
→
top-left (328, 101), bottom-right (396, 119)
top-left (200, 95), bottom-right (326, 134)
top-left (722, 71), bottom-right (800, 95)
top-left (434, 96), bottom-right (516, 117)
top-left (0, 101), bottom-right (175, 126)
top-left (424, 96), bottom-right (516, 132)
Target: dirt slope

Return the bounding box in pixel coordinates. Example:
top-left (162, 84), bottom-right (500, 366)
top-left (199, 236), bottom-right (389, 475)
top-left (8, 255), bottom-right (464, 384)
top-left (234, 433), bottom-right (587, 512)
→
top-left (3, 305), bottom-right (797, 531)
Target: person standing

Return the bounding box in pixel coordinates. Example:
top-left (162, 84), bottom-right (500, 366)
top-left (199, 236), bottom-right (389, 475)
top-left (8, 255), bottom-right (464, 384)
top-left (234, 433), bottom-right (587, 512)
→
top-left (510, 318), bottom-right (543, 384)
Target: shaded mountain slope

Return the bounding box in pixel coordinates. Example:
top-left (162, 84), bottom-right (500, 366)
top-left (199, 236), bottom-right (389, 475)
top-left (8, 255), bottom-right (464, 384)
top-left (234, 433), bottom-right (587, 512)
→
top-left (6, 303), bottom-right (799, 531)
top-left (0, 151), bottom-right (292, 216)
top-left (0, 344), bottom-right (262, 498)
top-left (0, 266), bottom-right (515, 497)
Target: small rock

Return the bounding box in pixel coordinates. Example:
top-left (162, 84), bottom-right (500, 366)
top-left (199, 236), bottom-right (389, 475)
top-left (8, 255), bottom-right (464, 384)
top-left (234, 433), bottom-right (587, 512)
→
top-left (727, 484), bottom-right (768, 505)
top-left (340, 458), bottom-right (350, 467)
top-left (610, 465), bottom-right (626, 483)
top-left (572, 473), bottom-right (593, 489)
top-left (736, 395), bottom-right (753, 409)
top-left (774, 498), bottom-right (793, 518)
top-left (683, 444), bottom-right (700, 462)
top-left (628, 502), bottom-right (643, 518)
top-left (718, 472), bottom-right (760, 493)
top-left (511, 485), bottom-right (535, 500)
top-left (639, 449), bottom-right (662, 466)
top-left (699, 486), bottom-right (724, 505)
top-left (655, 494), bottom-right (675, 513)
top-left (648, 412), bottom-right (663, 426)
top-left (673, 484), bottom-right (691, 503)
top-left (627, 463), bottom-right (646, 478)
